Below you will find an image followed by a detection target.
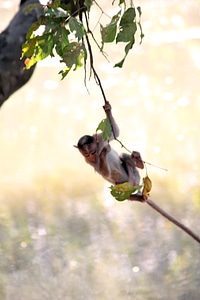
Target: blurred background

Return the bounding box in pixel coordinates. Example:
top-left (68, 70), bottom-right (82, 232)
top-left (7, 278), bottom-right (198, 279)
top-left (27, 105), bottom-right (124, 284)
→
top-left (0, 0), bottom-right (200, 299)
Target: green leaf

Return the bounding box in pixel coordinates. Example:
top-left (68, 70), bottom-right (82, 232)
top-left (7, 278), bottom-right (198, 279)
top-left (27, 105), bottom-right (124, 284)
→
top-left (119, 7), bottom-right (136, 25)
top-left (114, 7), bottom-right (139, 68)
top-left (37, 34), bottom-right (54, 58)
top-left (116, 8), bottom-right (137, 43)
top-left (114, 57), bottom-right (124, 68)
top-left (23, 33), bottom-right (54, 69)
top-left (59, 67), bottom-right (70, 80)
top-left (96, 118), bottom-right (112, 141)
top-left (110, 182), bottom-right (142, 201)
top-left (44, 7), bottom-right (68, 18)
top-left (114, 37), bottom-right (135, 68)
top-left (59, 43), bottom-right (86, 79)
top-left (54, 27), bottom-right (70, 55)
top-left (62, 42), bottom-right (85, 70)
top-left (26, 21), bottom-right (40, 39)
top-left (22, 37), bottom-right (37, 58)
top-left (100, 11), bottom-right (121, 47)
top-left (100, 23), bottom-right (117, 44)
top-left (85, 0), bottom-right (93, 13)
top-left (69, 17), bottom-right (85, 41)
top-left (116, 22), bottom-right (136, 43)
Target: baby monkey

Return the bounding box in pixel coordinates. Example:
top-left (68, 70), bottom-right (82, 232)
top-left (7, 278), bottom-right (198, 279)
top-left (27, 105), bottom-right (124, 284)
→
top-left (75, 102), bottom-right (144, 186)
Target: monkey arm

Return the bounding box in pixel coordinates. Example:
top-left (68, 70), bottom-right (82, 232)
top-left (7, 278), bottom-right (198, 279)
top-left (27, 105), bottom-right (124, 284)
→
top-left (98, 145), bottom-right (111, 177)
top-left (103, 101), bottom-right (119, 140)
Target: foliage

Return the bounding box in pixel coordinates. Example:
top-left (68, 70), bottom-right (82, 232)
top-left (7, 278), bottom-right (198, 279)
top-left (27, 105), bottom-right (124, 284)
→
top-left (22, 0), bottom-right (144, 79)
top-left (110, 176), bottom-right (152, 201)
top-left (142, 175), bottom-right (152, 200)
top-left (110, 182), bottom-right (142, 201)
top-left (96, 118), bottom-right (112, 141)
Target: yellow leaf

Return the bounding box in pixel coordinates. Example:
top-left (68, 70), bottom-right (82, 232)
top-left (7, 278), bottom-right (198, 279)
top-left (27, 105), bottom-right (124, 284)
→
top-left (142, 176), bottom-right (152, 200)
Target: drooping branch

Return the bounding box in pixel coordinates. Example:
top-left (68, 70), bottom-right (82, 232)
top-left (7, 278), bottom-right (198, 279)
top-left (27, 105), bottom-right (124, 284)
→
top-left (128, 194), bottom-right (200, 244)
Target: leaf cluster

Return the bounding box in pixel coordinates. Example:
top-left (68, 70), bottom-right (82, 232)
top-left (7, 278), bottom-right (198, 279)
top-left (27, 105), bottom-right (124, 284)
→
top-left (101, 5), bottom-right (144, 67)
top-left (110, 176), bottom-right (152, 201)
top-left (110, 182), bottom-right (142, 201)
top-left (22, 0), bottom-right (89, 78)
top-left (22, 0), bottom-right (144, 78)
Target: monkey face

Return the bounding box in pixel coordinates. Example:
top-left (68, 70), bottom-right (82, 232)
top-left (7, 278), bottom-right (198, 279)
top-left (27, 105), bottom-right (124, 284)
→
top-left (80, 143), bottom-right (98, 163)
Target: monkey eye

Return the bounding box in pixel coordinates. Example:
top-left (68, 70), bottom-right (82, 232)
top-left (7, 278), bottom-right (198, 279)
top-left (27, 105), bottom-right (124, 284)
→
top-left (85, 151), bottom-right (96, 158)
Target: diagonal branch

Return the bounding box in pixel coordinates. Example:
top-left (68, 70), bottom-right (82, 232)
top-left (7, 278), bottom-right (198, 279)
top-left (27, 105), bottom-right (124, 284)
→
top-left (128, 194), bottom-right (200, 244)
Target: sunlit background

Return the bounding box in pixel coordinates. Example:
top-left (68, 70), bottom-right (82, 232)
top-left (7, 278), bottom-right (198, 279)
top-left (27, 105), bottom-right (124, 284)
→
top-left (0, 0), bottom-right (200, 299)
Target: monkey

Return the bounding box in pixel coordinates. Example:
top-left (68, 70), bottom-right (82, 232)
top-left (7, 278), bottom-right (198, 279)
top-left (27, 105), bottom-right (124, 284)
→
top-left (75, 104), bottom-right (200, 244)
top-left (75, 101), bottom-right (144, 186)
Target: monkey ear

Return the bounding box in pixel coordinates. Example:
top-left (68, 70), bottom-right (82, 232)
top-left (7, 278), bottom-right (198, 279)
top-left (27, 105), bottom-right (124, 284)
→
top-left (93, 134), bottom-right (99, 142)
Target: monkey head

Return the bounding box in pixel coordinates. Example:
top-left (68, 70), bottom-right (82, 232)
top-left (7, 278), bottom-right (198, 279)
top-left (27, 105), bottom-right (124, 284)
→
top-left (75, 135), bottom-right (99, 163)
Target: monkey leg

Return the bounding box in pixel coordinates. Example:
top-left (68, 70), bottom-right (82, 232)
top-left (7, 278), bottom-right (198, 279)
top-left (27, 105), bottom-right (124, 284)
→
top-left (120, 153), bottom-right (140, 186)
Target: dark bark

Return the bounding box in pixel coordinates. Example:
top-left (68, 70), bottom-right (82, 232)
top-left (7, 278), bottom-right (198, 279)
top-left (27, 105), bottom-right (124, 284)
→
top-left (0, 0), bottom-right (41, 106)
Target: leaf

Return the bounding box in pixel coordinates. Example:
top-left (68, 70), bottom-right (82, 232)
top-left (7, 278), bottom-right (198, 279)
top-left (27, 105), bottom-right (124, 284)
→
top-left (114, 6), bottom-right (144, 68)
top-left (110, 182), bottom-right (142, 201)
top-left (100, 11), bottom-right (121, 48)
top-left (142, 176), bottom-right (152, 200)
top-left (37, 34), bottom-right (54, 58)
top-left (44, 7), bottom-right (68, 18)
top-left (59, 67), bottom-right (70, 80)
top-left (26, 21), bottom-right (40, 40)
top-left (85, 0), bottom-right (93, 13)
top-left (114, 8), bottom-right (137, 68)
top-left (116, 22), bottom-right (137, 43)
top-left (100, 23), bottom-right (117, 44)
top-left (54, 27), bottom-right (70, 55)
top-left (62, 42), bottom-right (85, 70)
top-left (120, 7), bottom-right (136, 25)
top-left (96, 118), bottom-right (112, 141)
top-left (114, 38), bottom-right (134, 68)
top-left (22, 37), bottom-right (37, 58)
top-left (69, 17), bottom-right (85, 41)
top-left (59, 43), bottom-right (87, 79)
top-left (116, 8), bottom-right (137, 43)
top-left (23, 33), bottom-right (54, 69)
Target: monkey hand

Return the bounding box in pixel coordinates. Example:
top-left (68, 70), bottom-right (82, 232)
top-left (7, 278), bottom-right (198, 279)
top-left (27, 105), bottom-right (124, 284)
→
top-left (131, 151), bottom-right (144, 169)
top-left (103, 101), bottom-right (111, 113)
top-left (100, 144), bottom-right (111, 157)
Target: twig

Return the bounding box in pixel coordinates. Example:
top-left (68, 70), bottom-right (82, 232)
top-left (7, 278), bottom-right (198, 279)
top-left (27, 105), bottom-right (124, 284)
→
top-left (128, 194), bottom-right (200, 244)
top-left (84, 28), bottom-right (108, 103)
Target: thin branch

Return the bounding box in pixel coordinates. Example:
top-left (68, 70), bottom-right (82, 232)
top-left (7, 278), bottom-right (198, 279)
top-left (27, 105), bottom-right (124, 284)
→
top-left (128, 194), bottom-right (200, 244)
top-left (93, 1), bottom-right (111, 19)
top-left (84, 26), bottom-right (108, 103)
